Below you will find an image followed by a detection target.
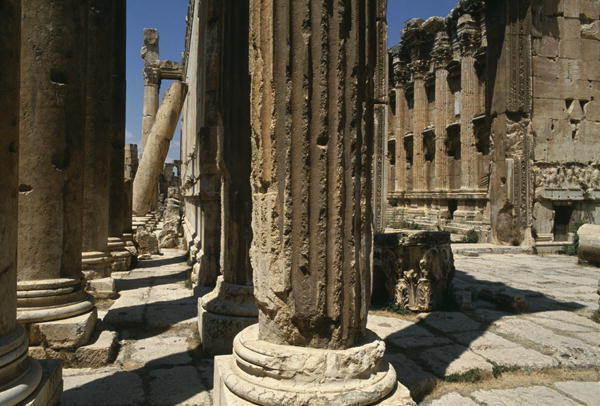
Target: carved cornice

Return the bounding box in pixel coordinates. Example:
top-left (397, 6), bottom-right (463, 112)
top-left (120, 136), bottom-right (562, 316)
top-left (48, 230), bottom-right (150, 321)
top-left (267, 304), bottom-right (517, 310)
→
top-left (432, 31), bottom-right (452, 69)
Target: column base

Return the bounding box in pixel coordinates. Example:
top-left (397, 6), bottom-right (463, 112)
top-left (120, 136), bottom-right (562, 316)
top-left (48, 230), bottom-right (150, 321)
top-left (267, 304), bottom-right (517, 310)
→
top-left (0, 326), bottom-right (43, 405)
top-left (26, 309), bottom-right (97, 350)
top-left (198, 277), bottom-right (258, 355)
top-left (82, 251), bottom-right (113, 280)
top-left (107, 237), bottom-right (132, 272)
top-left (212, 324), bottom-right (415, 406)
top-left (22, 358), bottom-right (62, 406)
top-left (17, 278), bottom-right (96, 324)
top-left (29, 330), bottom-right (118, 368)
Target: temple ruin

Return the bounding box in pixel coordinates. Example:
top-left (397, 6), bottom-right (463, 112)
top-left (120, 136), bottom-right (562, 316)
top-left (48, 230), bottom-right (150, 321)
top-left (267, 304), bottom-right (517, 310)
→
top-left (1, 0), bottom-right (600, 405)
top-left (382, 0), bottom-right (600, 253)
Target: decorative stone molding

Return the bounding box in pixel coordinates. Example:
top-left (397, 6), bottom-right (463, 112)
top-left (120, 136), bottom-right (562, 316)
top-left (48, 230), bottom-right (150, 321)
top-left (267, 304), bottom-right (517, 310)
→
top-left (375, 231), bottom-right (455, 312)
top-left (214, 325), bottom-right (414, 406)
top-left (17, 278), bottom-right (95, 324)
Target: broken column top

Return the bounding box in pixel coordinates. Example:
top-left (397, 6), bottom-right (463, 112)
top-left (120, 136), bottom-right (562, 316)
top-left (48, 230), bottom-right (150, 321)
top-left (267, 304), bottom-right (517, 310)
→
top-left (141, 28), bottom-right (159, 64)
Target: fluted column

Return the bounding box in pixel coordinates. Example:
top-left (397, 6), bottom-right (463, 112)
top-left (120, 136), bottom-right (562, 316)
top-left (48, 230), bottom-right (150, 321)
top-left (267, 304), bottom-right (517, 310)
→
top-left (18, 0), bottom-right (95, 342)
top-left (433, 32), bottom-right (452, 192)
top-left (107, 0), bottom-right (132, 272)
top-left (81, 0), bottom-right (115, 286)
top-left (198, 0), bottom-right (257, 355)
top-left (0, 2), bottom-right (45, 403)
top-left (213, 1), bottom-right (414, 404)
top-left (395, 86), bottom-right (408, 193)
top-left (459, 14), bottom-right (480, 191)
top-left (192, 0), bottom-right (223, 288)
top-left (412, 62), bottom-right (428, 192)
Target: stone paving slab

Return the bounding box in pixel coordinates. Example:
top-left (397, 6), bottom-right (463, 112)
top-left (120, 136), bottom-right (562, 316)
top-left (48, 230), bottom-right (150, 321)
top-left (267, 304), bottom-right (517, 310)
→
top-left (62, 368), bottom-right (145, 406)
top-left (471, 385), bottom-right (584, 406)
top-left (553, 381), bottom-right (600, 405)
top-left (148, 366), bottom-right (212, 406)
top-left (421, 392), bottom-right (480, 406)
top-left (418, 344), bottom-right (494, 377)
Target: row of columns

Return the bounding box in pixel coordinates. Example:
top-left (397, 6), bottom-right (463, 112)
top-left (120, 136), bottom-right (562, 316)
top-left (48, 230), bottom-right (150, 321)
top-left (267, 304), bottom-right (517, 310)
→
top-left (2, 1), bottom-right (132, 401)
top-left (391, 14), bottom-right (483, 196)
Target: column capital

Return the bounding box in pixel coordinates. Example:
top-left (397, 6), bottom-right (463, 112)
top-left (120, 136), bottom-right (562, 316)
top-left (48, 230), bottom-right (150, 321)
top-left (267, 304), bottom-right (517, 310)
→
top-left (432, 31), bottom-right (452, 69)
top-left (143, 65), bottom-right (161, 86)
top-left (409, 59), bottom-right (429, 80)
top-left (457, 13), bottom-right (481, 56)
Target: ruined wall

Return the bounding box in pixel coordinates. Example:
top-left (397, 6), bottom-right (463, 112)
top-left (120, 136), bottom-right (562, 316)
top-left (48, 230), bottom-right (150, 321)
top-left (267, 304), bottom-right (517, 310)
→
top-left (530, 0), bottom-right (600, 243)
top-left (181, 0), bottom-right (201, 258)
top-left (487, 0), bottom-right (600, 247)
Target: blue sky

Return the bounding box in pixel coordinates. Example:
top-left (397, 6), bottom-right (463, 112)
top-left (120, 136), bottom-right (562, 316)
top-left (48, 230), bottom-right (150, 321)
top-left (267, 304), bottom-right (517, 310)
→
top-left (125, 0), bottom-right (457, 161)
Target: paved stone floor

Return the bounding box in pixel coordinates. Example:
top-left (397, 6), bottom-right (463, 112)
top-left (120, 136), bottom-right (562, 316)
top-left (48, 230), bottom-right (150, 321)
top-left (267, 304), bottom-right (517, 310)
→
top-left (61, 250), bottom-right (600, 405)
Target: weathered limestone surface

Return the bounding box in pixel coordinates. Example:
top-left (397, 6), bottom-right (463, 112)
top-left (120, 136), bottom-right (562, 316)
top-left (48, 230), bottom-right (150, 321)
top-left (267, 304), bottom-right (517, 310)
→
top-left (0, 2), bottom-right (53, 403)
top-left (375, 231), bottom-right (455, 312)
top-left (107, 0), bottom-right (131, 272)
top-left (197, 0), bottom-right (257, 356)
top-left (81, 0), bottom-right (115, 285)
top-left (18, 0), bottom-right (95, 349)
top-left (214, 0), bottom-right (412, 404)
top-left (132, 81), bottom-right (186, 216)
top-left (578, 224), bottom-right (600, 266)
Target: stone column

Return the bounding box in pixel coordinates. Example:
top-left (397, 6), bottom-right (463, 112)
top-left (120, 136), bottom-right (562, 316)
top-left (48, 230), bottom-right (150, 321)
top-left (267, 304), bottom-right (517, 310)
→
top-left (18, 0), bottom-right (96, 350)
top-left (433, 31), bottom-right (452, 192)
top-left (81, 0), bottom-right (116, 296)
top-left (198, 1), bottom-right (257, 355)
top-left (106, 0), bottom-right (132, 273)
top-left (141, 29), bottom-right (161, 156)
top-left (459, 13), bottom-right (480, 191)
top-left (191, 0), bottom-right (223, 288)
top-left (123, 144), bottom-right (139, 258)
top-left (213, 1), bottom-right (414, 404)
top-left (412, 61), bottom-right (428, 192)
top-left (394, 87), bottom-right (407, 193)
top-left (133, 81), bottom-right (186, 216)
top-left (0, 2), bottom-right (48, 403)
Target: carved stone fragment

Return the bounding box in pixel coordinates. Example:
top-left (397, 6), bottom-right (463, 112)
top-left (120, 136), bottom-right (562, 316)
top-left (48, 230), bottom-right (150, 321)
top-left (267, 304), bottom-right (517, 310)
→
top-left (375, 231), bottom-right (455, 312)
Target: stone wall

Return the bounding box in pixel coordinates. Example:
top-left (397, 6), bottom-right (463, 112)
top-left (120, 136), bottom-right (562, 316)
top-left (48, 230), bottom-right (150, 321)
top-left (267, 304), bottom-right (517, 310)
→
top-left (383, 0), bottom-right (600, 249)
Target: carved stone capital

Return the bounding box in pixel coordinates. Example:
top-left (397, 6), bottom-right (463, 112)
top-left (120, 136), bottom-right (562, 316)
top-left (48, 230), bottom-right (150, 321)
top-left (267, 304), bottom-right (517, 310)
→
top-left (143, 65), bottom-right (161, 86)
top-left (409, 59), bottom-right (429, 79)
top-left (432, 31), bottom-right (452, 69)
top-left (457, 14), bottom-right (481, 56)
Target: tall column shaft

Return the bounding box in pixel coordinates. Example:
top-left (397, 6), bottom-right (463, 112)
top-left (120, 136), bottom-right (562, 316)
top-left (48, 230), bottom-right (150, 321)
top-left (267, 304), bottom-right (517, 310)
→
top-left (460, 54), bottom-right (478, 190)
top-left (395, 87), bottom-right (407, 192)
top-left (19, 0), bottom-right (86, 282)
top-left (81, 0), bottom-right (115, 283)
top-left (107, 0), bottom-right (131, 272)
top-left (192, 0), bottom-right (223, 288)
top-left (109, 0), bottom-right (127, 239)
top-left (142, 85), bottom-right (160, 153)
top-left (133, 81), bottom-right (186, 216)
top-left (18, 0), bottom-right (94, 332)
top-left (435, 68), bottom-right (450, 191)
top-left (198, 0), bottom-right (257, 356)
top-left (413, 76), bottom-right (427, 191)
top-left (214, 2), bottom-right (413, 404)
top-left (250, 0), bottom-right (375, 350)
top-left (0, 1), bottom-right (44, 402)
